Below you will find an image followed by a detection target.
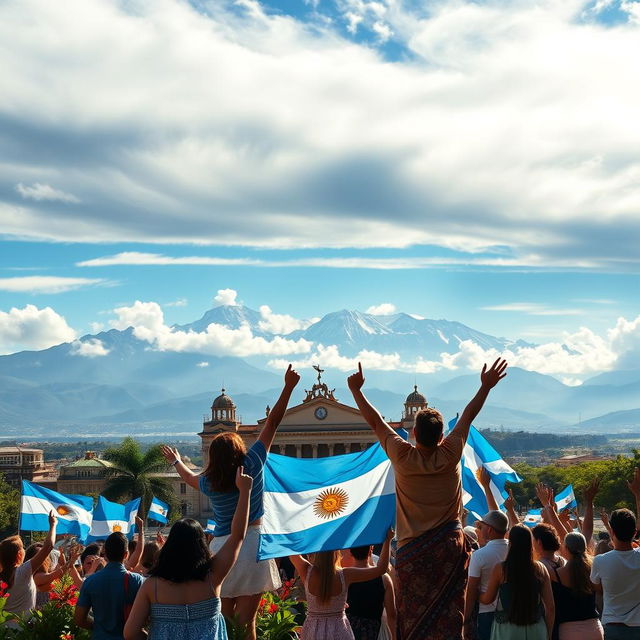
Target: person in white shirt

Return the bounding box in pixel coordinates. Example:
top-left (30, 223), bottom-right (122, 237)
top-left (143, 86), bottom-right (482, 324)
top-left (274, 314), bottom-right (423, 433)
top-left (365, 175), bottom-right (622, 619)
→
top-left (591, 508), bottom-right (640, 640)
top-left (465, 510), bottom-right (510, 640)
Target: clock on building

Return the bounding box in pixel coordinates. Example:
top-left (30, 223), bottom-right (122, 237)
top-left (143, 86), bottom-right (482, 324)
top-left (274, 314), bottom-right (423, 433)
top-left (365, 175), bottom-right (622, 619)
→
top-left (314, 406), bottom-right (328, 420)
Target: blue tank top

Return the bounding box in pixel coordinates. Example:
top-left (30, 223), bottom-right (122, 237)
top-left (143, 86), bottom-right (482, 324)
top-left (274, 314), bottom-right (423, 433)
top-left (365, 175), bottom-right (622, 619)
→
top-left (198, 441), bottom-right (266, 536)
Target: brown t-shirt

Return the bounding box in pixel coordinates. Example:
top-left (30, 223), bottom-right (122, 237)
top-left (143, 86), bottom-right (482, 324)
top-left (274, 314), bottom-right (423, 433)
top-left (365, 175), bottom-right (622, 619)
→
top-left (382, 430), bottom-right (465, 548)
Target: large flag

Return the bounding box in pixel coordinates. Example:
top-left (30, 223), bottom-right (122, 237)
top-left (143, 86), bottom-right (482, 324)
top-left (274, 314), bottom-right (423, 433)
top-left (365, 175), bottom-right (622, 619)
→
top-left (87, 496), bottom-right (141, 540)
top-left (20, 481), bottom-right (93, 539)
top-left (555, 485), bottom-right (577, 512)
top-left (148, 497), bottom-right (169, 524)
top-left (258, 443), bottom-right (395, 560)
top-left (447, 418), bottom-right (522, 521)
top-left (523, 508), bottom-right (543, 528)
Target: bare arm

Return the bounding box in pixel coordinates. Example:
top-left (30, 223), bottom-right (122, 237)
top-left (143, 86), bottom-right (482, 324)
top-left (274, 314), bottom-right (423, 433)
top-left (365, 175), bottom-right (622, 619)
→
top-left (581, 479), bottom-right (597, 552)
top-left (628, 467), bottom-right (640, 519)
top-left (289, 554), bottom-right (311, 583)
top-left (537, 483), bottom-right (570, 538)
top-left (504, 488), bottom-right (519, 529)
top-left (344, 531), bottom-right (392, 585)
top-left (74, 606), bottom-right (93, 630)
top-left (123, 579), bottom-right (151, 640)
top-left (258, 365), bottom-right (300, 450)
top-left (29, 511), bottom-right (57, 575)
top-left (160, 445), bottom-right (199, 489)
top-left (382, 573), bottom-right (397, 640)
top-left (125, 517), bottom-right (145, 571)
top-left (464, 576), bottom-right (480, 630)
top-left (348, 364), bottom-right (398, 444)
top-left (478, 467), bottom-right (500, 512)
top-left (210, 467), bottom-right (252, 586)
top-left (479, 563), bottom-right (503, 605)
top-left (451, 359), bottom-right (508, 443)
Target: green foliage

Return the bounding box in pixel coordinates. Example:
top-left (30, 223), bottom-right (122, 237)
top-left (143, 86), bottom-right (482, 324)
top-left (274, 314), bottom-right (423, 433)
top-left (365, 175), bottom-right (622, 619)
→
top-left (102, 437), bottom-right (176, 516)
top-left (508, 449), bottom-right (640, 512)
top-left (0, 472), bottom-right (19, 538)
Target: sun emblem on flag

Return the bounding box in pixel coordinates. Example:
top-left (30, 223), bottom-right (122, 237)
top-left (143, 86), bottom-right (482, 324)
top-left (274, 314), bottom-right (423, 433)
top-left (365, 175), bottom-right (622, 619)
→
top-left (313, 488), bottom-right (349, 519)
top-left (56, 505), bottom-right (71, 516)
top-left (112, 524), bottom-right (122, 532)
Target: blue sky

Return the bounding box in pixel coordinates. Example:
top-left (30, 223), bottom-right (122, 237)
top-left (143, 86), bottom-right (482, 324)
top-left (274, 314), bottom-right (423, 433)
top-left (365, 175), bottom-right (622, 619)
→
top-left (1, 0), bottom-right (639, 380)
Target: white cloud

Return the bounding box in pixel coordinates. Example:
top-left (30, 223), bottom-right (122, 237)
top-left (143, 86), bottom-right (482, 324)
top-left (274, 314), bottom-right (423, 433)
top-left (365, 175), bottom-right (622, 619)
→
top-left (482, 302), bottom-right (584, 316)
top-left (110, 300), bottom-right (313, 357)
top-left (0, 276), bottom-right (105, 294)
top-left (0, 304), bottom-right (76, 354)
top-left (165, 298), bottom-right (188, 307)
top-left (196, 361), bottom-right (209, 367)
top-left (366, 303), bottom-right (396, 315)
top-left (214, 289), bottom-right (239, 307)
top-left (70, 338), bottom-right (109, 357)
top-left (1, 0), bottom-right (640, 269)
top-left (89, 322), bottom-right (105, 333)
top-left (15, 182), bottom-right (80, 203)
top-left (258, 305), bottom-right (318, 334)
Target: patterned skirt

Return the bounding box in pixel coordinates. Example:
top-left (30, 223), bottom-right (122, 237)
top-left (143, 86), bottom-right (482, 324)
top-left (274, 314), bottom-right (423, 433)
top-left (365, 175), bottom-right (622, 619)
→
top-left (395, 520), bottom-right (471, 640)
top-left (347, 613), bottom-right (382, 640)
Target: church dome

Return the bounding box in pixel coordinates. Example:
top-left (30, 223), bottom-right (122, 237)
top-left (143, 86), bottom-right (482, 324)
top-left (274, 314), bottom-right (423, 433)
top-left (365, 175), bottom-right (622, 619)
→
top-left (406, 385), bottom-right (427, 404)
top-left (212, 389), bottom-right (234, 409)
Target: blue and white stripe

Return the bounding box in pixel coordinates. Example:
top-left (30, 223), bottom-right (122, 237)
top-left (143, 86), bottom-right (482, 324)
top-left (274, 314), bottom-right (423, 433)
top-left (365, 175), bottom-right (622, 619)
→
top-left (259, 443), bottom-right (395, 560)
top-left (87, 496), bottom-right (141, 541)
top-left (555, 485), bottom-right (577, 511)
top-left (148, 497), bottom-right (169, 524)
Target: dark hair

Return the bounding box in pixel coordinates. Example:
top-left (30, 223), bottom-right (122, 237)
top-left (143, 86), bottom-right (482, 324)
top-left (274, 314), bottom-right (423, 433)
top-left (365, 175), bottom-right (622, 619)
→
top-left (104, 532), bottom-right (128, 562)
top-left (349, 545), bottom-right (372, 561)
top-left (24, 543), bottom-right (51, 574)
top-left (532, 523), bottom-right (561, 552)
top-left (414, 408), bottom-right (444, 447)
top-left (149, 519), bottom-right (211, 583)
top-left (204, 432), bottom-right (246, 492)
top-left (81, 544), bottom-right (101, 565)
top-left (0, 536), bottom-right (23, 589)
top-left (503, 525), bottom-right (544, 625)
top-left (610, 509), bottom-right (637, 543)
top-left (564, 532), bottom-right (593, 597)
top-left (141, 542), bottom-right (160, 570)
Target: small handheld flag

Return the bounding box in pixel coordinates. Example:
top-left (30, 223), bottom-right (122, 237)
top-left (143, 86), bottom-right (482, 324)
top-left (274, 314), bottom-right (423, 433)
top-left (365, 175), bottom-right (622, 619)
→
top-left (205, 519), bottom-right (216, 534)
top-left (87, 496), bottom-right (141, 541)
top-left (523, 508), bottom-right (543, 528)
top-left (259, 443), bottom-right (395, 560)
top-left (20, 481), bottom-right (93, 539)
top-left (148, 497), bottom-right (169, 524)
top-left (555, 485), bottom-right (577, 512)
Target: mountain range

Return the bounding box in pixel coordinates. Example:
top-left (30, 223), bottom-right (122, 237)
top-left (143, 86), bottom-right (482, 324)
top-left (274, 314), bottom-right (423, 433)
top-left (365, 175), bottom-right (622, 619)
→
top-left (0, 304), bottom-right (639, 438)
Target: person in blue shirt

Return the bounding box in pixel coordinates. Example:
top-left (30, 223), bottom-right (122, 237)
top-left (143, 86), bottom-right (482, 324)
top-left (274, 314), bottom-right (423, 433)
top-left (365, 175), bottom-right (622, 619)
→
top-left (75, 532), bottom-right (144, 640)
top-left (161, 364), bottom-right (300, 640)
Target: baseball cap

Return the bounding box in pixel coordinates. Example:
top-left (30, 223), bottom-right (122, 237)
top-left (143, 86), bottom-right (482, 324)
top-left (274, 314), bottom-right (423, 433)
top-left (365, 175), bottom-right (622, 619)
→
top-left (479, 510), bottom-right (509, 534)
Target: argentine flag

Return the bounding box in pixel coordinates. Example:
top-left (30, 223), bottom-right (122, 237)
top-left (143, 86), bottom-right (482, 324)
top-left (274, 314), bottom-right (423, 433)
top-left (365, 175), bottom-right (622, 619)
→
top-left (555, 485), bottom-right (577, 512)
top-left (205, 519), bottom-right (216, 534)
top-left (148, 497), bottom-right (169, 524)
top-left (20, 481), bottom-right (93, 539)
top-left (523, 509), bottom-right (543, 528)
top-left (87, 496), bottom-right (141, 540)
top-left (259, 443), bottom-right (395, 560)
top-left (447, 418), bottom-right (522, 521)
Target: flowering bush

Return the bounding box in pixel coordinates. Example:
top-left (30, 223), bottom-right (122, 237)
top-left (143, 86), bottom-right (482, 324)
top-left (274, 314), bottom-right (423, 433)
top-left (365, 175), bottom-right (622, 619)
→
top-left (255, 585), bottom-right (303, 640)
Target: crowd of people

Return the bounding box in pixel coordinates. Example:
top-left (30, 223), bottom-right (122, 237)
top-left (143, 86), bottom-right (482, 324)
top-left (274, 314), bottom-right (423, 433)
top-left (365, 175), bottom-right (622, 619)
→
top-left (1, 360), bottom-right (639, 640)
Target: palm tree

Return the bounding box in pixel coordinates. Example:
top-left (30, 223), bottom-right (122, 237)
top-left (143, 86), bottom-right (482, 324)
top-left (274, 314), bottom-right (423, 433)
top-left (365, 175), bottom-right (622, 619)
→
top-left (102, 437), bottom-right (175, 516)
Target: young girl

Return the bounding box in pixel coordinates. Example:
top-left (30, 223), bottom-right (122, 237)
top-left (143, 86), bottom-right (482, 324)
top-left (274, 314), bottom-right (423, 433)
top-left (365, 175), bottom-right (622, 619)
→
top-left (290, 530), bottom-right (392, 640)
top-left (161, 364), bottom-right (300, 640)
top-left (124, 467), bottom-right (253, 640)
top-left (480, 524), bottom-right (555, 640)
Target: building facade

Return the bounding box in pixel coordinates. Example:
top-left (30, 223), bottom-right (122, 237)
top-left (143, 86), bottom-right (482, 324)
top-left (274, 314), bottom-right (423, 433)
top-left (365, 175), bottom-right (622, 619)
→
top-left (0, 447), bottom-right (57, 488)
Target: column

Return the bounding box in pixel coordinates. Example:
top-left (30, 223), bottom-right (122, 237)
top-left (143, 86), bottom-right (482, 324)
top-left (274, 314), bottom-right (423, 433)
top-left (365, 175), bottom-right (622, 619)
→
top-left (312, 444), bottom-right (318, 458)
top-left (295, 444), bottom-right (302, 458)
top-left (328, 443), bottom-right (335, 457)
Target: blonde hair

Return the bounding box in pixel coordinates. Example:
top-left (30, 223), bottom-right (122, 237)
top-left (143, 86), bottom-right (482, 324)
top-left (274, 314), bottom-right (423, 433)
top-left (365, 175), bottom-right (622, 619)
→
top-left (311, 550), bottom-right (341, 603)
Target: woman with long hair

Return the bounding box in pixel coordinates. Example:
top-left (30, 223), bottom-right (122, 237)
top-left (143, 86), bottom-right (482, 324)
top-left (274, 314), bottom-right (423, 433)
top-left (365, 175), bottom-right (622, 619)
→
top-left (551, 532), bottom-right (603, 640)
top-left (160, 364), bottom-right (300, 640)
top-left (124, 467), bottom-right (253, 640)
top-left (0, 511), bottom-right (57, 621)
top-left (23, 542), bottom-right (80, 608)
top-left (480, 524), bottom-right (555, 640)
top-left (290, 530), bottom-right (393, 640)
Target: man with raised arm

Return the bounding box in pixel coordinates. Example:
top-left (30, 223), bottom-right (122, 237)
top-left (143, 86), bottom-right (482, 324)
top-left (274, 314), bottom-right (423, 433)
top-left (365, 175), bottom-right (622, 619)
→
top-left (347, 358), bottom-right (508, 640)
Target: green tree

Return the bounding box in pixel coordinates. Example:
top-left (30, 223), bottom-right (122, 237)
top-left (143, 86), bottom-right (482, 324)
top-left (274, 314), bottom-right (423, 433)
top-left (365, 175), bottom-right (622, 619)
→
top-left (0, 472), bottom-right (19, 538)
top-left (102, 437), bottom-right (175, 516)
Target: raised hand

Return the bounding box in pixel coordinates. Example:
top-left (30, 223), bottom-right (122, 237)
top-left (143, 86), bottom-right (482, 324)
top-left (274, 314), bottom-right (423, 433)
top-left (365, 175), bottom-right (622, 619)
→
top-left (584, 477), bottom-right (601, 503)
top-left (478, 467), bottom-right (492, 489)
top-left (347, 362), bottom-right (365, 392)
top-left (235, 465), bottom-right (253, 493)
top-left (535, 482), bottom-right (552, 508)
top-left (48, 510), bottom-right (58, 528)
top-left (627, 467), bottom-right (640, 497)
top-left (480, 358), bottom-right (508, 389)
top-left (600, 508), bottom-right (611, 531)
top-left (505, 488), bottom-right (515, 511)
top-left (161, 445), bottom-right (180, 465)
top-left (284, 364), bottom-right (301, 389)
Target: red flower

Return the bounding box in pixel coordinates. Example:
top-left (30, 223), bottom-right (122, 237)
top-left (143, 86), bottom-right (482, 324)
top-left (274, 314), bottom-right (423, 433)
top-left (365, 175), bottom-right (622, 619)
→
top-left (2, 593), bottom-right (9, 599)
top-left (269, 603), bottom-right (279, 614)
top-left (0, 581), bottom-right (7, 590)
top-left (259, 598), bottom-right (268, 609)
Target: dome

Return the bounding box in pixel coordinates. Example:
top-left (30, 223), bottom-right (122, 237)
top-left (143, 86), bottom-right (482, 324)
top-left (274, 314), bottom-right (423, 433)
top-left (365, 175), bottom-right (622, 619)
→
top-left (212, 388), bottom-right (235, 409)
top-left (406, 385), bottom-right (427, 404)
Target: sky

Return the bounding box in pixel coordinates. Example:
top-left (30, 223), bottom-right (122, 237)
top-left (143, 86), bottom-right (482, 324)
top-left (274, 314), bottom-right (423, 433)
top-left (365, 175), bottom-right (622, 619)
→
top-left (1, 0), bottom-right (639, 381)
